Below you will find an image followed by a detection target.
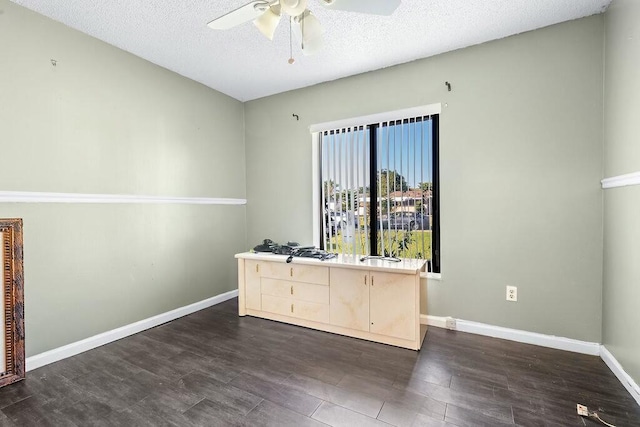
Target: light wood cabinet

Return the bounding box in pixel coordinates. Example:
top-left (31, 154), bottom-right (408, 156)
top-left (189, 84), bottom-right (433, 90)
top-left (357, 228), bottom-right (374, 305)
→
top-left (236, 253), bottom-right (427, 350)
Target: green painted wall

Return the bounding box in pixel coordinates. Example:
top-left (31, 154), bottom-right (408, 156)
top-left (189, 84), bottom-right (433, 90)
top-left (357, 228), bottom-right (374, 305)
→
top-left (244, 16), bottom-right (605, 342)
top-left (0, 0), bottom-right (617, 361)
top-left (0, 1), bottom-right (247, 356)
top-left (602, 0), bottom-right (640, 383)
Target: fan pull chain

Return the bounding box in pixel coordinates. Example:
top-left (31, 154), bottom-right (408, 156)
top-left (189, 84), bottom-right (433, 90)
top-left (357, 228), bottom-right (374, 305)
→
top-left (288, 16), bottom-right (295, 64)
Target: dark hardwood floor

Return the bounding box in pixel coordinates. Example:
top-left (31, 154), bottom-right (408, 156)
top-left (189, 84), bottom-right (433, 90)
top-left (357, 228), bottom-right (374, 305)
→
top-left (1, 298), bottom-right (638, 426)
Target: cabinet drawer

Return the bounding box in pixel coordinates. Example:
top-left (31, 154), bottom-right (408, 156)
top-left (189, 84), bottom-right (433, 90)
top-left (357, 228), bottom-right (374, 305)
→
top-left (293, 300), bottom-right (329, 323)
top-left (261, 294), bottom-right (292, 317)
top-left (261, 263), bottom-right (328, 286)
top-left (262, 278), bottom-right (329, 304)
top-left (261, 295), bottom-right (329, 324)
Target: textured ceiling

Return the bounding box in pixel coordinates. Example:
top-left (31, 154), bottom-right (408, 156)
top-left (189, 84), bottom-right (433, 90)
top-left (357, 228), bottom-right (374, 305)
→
top-left (10, 0), bottom-right (611, 101)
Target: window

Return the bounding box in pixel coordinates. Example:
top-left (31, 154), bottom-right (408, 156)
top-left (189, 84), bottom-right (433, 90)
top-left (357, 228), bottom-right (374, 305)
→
top-left (312, 105), bottom-right (440, 273)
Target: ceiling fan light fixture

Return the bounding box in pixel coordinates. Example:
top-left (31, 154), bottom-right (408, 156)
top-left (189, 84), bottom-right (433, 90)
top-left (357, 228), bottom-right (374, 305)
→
top-left (302, 34), bottom-right (323, 55)
top-left (253, 7), bottom-right (281, 40)
top-left (280, 0), bottom-right (307, 16)
top-left (300, 12), bottom-right (322, 43)
top-left (208, 0), bottom-right (397, 58)
top-left (292, 11), bottom-right (323, 55)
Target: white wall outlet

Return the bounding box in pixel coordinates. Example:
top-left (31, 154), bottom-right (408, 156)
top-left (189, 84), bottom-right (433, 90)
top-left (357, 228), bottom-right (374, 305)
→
top-left (445, 317), bottom-right (457, 330)
top-left (506, 286), bottom-right (517, 302)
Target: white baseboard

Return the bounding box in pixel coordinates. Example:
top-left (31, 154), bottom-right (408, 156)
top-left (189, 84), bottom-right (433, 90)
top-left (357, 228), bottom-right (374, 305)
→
top-left (455, 319), bottom-right (601, 355)
top-left (600, 346), bottom-right (640, 406)
top-left (26, 289), bottom-right (239, 371)
top-left (422, 315), bottom-right (639, 406)
top-left (421, 315), bottom-right (600, 356)
top-left (422, 314), bottom-right (447, 328)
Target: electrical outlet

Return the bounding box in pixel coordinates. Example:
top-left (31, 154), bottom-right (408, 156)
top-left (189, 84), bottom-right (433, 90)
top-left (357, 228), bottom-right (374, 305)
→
top-left (576, 404), bottom-right (589, 417)
top-left (506, 286), bottom-right (517, 302)
top-left (445, 317), bottom-right (457, 330)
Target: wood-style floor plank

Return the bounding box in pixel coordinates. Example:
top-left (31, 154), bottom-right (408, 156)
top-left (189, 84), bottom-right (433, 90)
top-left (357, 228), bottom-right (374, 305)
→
top-left (0, 298), bottom-right (637, 426)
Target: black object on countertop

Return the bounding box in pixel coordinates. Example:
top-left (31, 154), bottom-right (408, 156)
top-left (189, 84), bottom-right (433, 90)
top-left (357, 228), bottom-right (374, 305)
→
top-left (359, 255), bottom-right (402, 263)
top-left (252, 239), bottom-right (336, 262)
top-left (253, 239), bottom-right (277, 253)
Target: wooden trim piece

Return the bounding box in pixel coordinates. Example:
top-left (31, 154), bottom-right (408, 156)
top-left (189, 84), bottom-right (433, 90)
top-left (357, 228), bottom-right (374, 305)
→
top-left (601, 171), bottom-right (640, 189)
top-left (0, 191), bottom-right (246, 205)
top-left (0, 218), bottom-right (25, 388)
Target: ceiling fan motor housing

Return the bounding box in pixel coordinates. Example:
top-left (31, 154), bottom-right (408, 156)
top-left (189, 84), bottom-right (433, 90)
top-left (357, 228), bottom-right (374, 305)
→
top-left (208, 0), bottom-right (402, 56)
top-left (281, 0), bottom-right (307, 16)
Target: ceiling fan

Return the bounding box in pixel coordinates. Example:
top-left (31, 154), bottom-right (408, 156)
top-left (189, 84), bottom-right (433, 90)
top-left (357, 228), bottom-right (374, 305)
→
top-left (207, 0), bottom-right (401, 57)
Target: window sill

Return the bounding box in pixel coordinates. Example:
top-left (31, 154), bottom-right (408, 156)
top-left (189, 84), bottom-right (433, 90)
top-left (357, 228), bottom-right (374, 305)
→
top-left (420, 272), bottom-right (441, 280)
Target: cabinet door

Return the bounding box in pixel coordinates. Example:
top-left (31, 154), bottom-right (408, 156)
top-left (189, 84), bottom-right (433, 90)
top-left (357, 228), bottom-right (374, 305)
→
top-left (369, 271), bottom-right (415, 341)
top-left (244, 260), bottom-right (262, 311)
top-left (330, 268), bottom-right (369, 331)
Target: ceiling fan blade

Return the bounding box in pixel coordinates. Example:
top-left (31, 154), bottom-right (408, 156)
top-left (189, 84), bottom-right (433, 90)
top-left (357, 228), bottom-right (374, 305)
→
top-left (318, 0), bottom-right (401, 15)
top-left (207, 1), bottom-right (271, 30)
top-left (254, 7), bottom-right (281, 40)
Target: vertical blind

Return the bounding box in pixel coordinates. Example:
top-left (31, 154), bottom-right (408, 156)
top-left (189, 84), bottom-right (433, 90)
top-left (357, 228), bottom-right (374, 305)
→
top-left (320, 115), bottom-right (439, 271)
top-left (321, 126), bottom-right (370, 257)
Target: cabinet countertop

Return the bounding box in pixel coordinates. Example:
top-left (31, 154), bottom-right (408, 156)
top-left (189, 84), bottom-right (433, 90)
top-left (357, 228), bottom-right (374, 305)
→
top-left (235, 252), bottom-right (427, 274)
